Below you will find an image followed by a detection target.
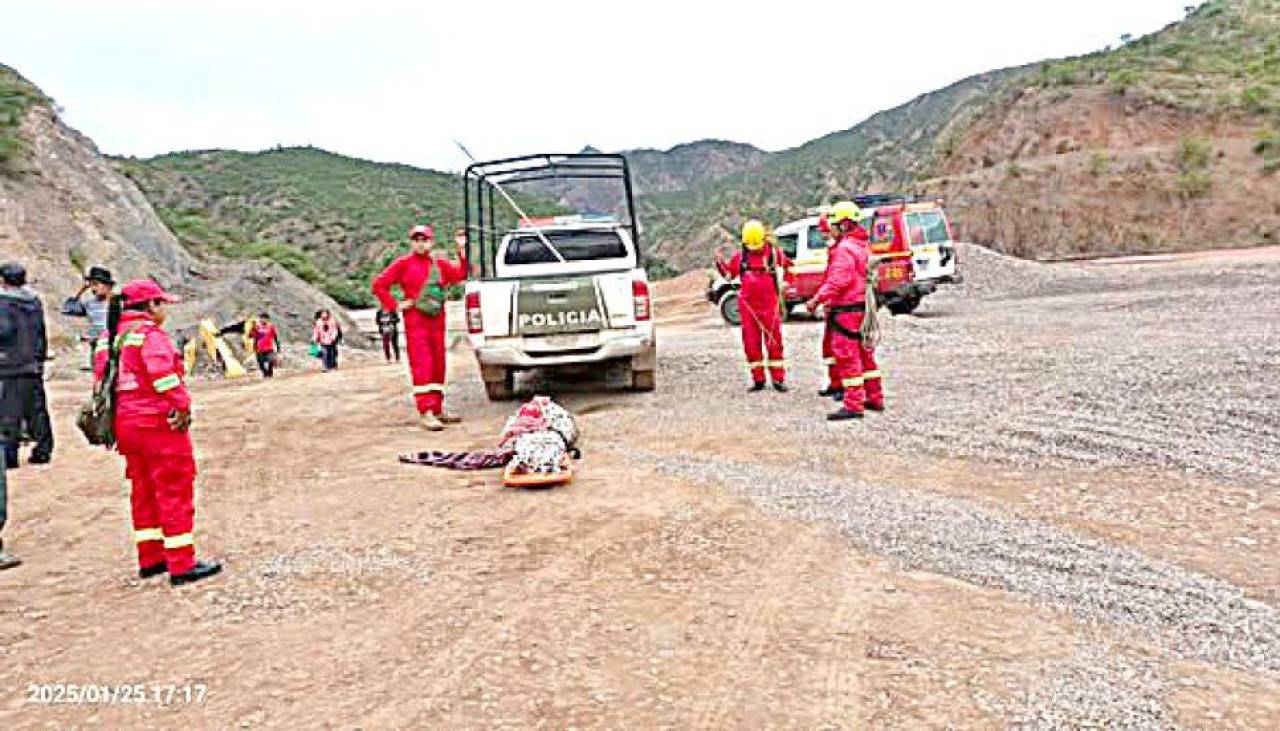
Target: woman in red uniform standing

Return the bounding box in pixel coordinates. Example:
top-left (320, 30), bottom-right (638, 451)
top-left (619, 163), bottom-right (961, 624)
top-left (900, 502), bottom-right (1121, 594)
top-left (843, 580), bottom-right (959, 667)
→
top-left (94, 279), bottom-right (221, 585)
top-left (720, 219), bottom-right (792, 392)
top-left (372, 224), bottom-right (469, 431)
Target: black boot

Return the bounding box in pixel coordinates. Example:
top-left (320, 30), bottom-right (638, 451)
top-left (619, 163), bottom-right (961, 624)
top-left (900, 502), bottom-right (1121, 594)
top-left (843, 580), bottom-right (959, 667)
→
top-left (831, 389), bottom-right (846, 402)
top-left (138, 562), bottom-right (167, 579)
top-left (748, 382), bottom-right (766, 392)
top-left (817, 386), bottom-right (841, 397)
top-left (772, 382), bottom-right (789, 393)
top-left (827, 408), bottom-right (864, 421)
top-left (27, 452), bottom-right (51, 465)
top-left (864, 402), bottom-right (885, 412)
top-left (170, 560), bottom-right (222, 586)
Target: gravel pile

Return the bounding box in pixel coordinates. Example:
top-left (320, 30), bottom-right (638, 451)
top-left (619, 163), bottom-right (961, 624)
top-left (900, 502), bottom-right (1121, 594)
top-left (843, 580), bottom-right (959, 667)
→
top-left (630, 451), bottom-right (1280, 675)
top-left (948, 242), bottom-right (1100, 300)
top-left (976, 644), bottom-right (1174, 730)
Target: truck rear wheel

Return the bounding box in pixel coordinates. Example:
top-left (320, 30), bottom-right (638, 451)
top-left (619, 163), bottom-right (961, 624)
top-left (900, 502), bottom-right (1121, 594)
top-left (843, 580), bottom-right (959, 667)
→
top-left (482, 367), bottom-right (515, 401)
top-left (887, 295), bottom-right (921, 315)
top-left (719, 292), bottom-right (741, 326)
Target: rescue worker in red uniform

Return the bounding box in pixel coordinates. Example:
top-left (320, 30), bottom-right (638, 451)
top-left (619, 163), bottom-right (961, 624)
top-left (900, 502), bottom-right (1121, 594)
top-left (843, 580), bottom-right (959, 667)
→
top-left (720, 220), bottom-right (792, 391)
top-left (815, 213), bottom-right (842, 399)
top-left (806, 202), bottom-right (884, 420)
top-left (94, 280), bottom-right (222, 584)
top-left (372, 224), bottom-right (469, 431)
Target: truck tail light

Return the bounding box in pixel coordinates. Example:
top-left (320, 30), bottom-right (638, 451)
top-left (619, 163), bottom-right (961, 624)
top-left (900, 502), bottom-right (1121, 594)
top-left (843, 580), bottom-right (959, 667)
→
top-left (633, 279), bottom-right (651, 321)
top-left (465, 291), bottom-right (483, 334)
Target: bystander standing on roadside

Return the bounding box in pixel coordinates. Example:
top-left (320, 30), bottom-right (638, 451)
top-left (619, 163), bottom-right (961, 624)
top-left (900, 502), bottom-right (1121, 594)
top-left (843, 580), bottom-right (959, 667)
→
top-left (312, 309), bottom-right (341, 371)
top-left (376, 308), bottom-right (400, 363)
top-left (62, 266), bottom-right (114, 371)
top-left (0, 261), bottom-right (53, 570)
top-left (0, 262), bottom-right (53, 468)
top-left (250, 312), bottom-right (281, 378)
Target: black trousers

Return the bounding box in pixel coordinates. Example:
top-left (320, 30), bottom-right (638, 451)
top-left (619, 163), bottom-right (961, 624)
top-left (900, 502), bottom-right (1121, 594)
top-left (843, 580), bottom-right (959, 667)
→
top-left (0, 445), bottom-right (8, 537)
top-left (256, 350), bottom-right (276, 378)
top-left (321, 343), bottom-right (339, 370)
top-left (0, 376), bottom-right (52, 461)
top-left (381, 331), bottom-right (400, 362)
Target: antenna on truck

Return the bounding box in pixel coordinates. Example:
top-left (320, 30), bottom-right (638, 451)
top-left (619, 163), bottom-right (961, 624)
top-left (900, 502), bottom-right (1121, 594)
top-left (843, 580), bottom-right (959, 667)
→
top-left (454, 140), bottom-right (566, 264)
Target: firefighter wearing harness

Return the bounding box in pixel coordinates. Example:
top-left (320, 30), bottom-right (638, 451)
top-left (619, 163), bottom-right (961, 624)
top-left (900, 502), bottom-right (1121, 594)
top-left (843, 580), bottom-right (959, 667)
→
top-left (806, 201), bottom-right (885, 420)
top-left (721, 219), bottom-right (792, 391)
top-left (372, 224), bottom-right (469, 431)
top-left (815, 213), bottom-right (842, 399)
top-left (94, 280), bottom-right (222, 585)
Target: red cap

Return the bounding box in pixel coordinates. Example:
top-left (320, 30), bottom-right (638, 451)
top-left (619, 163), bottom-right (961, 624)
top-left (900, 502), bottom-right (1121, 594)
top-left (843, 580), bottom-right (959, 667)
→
top-left (409, 224), bottom-right (434, 241)
top-left (120, 279), bottom-right (180, 307)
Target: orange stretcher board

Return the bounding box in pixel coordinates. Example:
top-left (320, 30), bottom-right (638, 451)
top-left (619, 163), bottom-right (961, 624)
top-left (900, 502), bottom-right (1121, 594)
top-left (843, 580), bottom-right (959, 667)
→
top-left (502, 456), bottom-right (574, 488)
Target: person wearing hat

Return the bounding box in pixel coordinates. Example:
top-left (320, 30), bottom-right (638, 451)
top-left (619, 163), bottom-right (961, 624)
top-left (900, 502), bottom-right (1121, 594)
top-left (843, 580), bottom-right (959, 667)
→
top-left (717, 219), bottom-right (792, 392)
top-left (65, 266), bottom-right (115, 371)
top-left (806, 201), bottom-right (884, 421)
top-left (0, 261), bottom-right (53, 467)
top-left (93, 279), bottom-right (221, 585)
top-left (371, 224), bottom-right (469, 431)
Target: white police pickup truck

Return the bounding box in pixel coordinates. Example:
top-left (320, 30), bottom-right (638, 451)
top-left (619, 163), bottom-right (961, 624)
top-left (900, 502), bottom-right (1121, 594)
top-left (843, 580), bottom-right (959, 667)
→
top-left (461, 154), bottom-right (656, 400)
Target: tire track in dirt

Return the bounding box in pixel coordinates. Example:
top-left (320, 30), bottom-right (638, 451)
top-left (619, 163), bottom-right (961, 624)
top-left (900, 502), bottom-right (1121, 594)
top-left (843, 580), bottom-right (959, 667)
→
top-left (637, 451), bottom-right (1280, 675)
top-left (687, 532), bottom-right (811, 729)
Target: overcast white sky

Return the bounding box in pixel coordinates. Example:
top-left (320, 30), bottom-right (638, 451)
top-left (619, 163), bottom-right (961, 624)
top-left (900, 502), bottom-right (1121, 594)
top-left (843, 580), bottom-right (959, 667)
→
top-left (7, 0), bottom-right (1191, 172)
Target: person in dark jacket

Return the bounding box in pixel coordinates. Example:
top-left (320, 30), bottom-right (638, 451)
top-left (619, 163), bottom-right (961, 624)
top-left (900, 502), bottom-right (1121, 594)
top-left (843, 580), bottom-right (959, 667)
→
top-left (0, 262), bottom-right (52, 466)
top-left (0, 261), bottom-right (51, 570)
top-left (375, 308), bottom-right (401, 363)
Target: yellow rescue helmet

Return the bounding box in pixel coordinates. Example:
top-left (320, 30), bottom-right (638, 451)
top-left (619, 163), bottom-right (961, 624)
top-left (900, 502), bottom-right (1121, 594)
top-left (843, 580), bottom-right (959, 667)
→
top-left (829, 200), bottom-right (865, 227)
top-left (741, 219), bottom-right (766, 250)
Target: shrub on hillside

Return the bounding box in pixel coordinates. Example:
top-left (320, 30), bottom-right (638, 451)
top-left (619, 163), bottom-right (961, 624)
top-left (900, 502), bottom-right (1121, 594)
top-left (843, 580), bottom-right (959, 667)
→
top-left (1256, 128), bottom-right (1280, 174)
top-left (321, 276), bottom-right (376, 309)
top-left (237, 241), bottom-right (324, 284)
top-left (1088, 151), bottom-right (1111, 177)
top-left (0, 66), bottom-right (47, 175)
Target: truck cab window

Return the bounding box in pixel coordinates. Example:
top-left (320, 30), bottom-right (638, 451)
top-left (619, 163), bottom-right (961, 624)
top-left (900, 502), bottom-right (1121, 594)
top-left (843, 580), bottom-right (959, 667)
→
top-left (775, 233), bottom-right (799, 259)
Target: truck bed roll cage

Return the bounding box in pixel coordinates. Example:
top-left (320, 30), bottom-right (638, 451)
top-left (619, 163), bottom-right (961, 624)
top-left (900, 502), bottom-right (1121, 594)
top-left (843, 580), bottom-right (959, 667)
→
top-left (463, 153), bottom-right (641, 279)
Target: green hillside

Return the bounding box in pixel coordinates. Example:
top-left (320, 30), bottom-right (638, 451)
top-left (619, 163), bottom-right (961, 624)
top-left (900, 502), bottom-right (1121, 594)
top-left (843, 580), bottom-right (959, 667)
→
top-left (117, 146), bottom-right (473, 306)
top-left (121, 1), bottom-right (1280, 282)
top-left (640, 0), bottom-right (1280, 268)
top-left (0, 63), bottom-right (46, 174)
top-left (637, 67), bottom-right (1024, 269)
top-left (1035, 0), bottom-right (1280, 114)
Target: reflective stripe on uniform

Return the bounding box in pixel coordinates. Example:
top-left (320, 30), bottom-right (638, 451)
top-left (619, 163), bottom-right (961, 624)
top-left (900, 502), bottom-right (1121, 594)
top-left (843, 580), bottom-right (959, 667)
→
top-left (863, 369), bottom-right (883, 380)
top-left (153, 374), bottom-right (182, 392)
top-left (823, 357), bottom-right (837, 365)
top-left (163, 533), bottom-right (194, 550)
top-left (841, 377), bottom-right (865, 388)
top-left (119, 333), bottom-right (146, 348)
top-left (766, 360), bottom-right (786, 368)
top-left (133, 527), bottom-right (164, 544)
top-left (412, 384), bottom-right (445, 395)
top-left (94, 339), bottom-right (111, 354)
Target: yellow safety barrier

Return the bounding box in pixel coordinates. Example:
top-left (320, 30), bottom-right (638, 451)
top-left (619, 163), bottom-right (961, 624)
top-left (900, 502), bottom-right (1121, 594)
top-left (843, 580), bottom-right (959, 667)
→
top-left (197, 319), bottom-right (246, 379)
